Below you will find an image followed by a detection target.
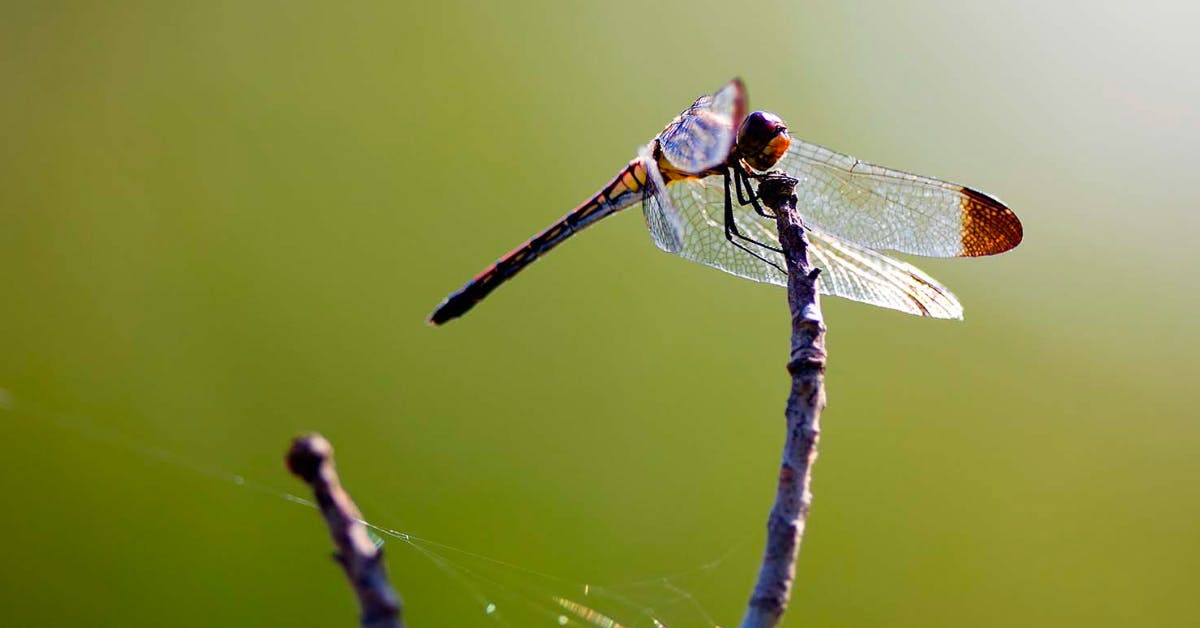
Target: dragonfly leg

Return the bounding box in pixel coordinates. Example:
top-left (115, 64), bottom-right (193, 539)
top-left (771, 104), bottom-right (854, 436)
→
top-left (734, 165), bottom-right (754, 204)
top-left (723, 171), bottom-right (785, 274)
top-left (735, 166), bottom-right (776, 219)
top-left (725, 171), bottom-right (784, 254)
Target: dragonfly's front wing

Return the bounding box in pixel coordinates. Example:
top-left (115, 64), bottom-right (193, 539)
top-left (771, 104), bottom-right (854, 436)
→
top-left (643, 172), bottom-right (963, 319)
top-left (775, 139), bottom-right (1022, 258)
top-left (655, 79), bottom-right (746, 175)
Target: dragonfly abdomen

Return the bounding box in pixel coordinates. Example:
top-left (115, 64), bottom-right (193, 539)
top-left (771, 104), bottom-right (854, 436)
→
top-left (428, 161), bottom-right (647, 325)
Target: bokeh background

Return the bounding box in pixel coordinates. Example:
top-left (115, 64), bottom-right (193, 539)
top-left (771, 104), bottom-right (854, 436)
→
top-left (3, 1), bottom-right (1198, 626)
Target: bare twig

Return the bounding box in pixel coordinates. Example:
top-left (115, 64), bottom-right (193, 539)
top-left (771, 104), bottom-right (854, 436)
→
top-left (286, 434), bottom-right (404, 628)
top-left (741, 172), bottom-right (828, 628)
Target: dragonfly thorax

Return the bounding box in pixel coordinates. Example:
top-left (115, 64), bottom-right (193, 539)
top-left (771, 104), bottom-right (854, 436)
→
top-left (736, 111), bottom-right (791, 172)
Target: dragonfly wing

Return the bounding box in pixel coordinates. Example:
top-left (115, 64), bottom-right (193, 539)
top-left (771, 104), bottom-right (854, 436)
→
top-left (647, 173), bottom-right (787, 285)
top-left (806, 229), bottom-right (963, 319)
top-left (657, 79), bottom-right (747, 174)
top-left (639, 145), bottom-right (684, 253)
top-left (776, 139), bottom-right (1022, 257)
top-left (645, 174), bottom-right (963, 317)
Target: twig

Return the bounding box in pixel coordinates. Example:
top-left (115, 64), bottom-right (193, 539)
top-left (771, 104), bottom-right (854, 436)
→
top-left (286, 434), bottom-right (404, 628)
top-left (741, 172), bottom-right (828, 628)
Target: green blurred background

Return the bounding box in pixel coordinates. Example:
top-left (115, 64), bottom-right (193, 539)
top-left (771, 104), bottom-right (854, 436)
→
top-left (3, 1), bottom-right (1198, 626)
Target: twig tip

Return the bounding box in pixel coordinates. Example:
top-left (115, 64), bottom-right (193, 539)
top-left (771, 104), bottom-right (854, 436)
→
top-left (286, 433), bottom-right (333, 483)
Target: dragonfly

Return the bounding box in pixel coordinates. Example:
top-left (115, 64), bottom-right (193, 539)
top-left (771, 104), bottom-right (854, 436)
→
top-left (429, 79), bottom-right (1022, 325)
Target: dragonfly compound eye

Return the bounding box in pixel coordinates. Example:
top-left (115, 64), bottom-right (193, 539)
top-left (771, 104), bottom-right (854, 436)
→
top-left (737, 111), bottom-right (791, 172)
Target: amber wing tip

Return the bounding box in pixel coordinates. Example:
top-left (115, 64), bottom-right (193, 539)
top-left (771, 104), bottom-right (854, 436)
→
top-left (960, 187), bottom-right (1023, 256)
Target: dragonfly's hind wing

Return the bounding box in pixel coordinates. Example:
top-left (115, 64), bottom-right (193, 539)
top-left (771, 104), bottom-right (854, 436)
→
top-left (644, 174), bottom-right (963, 318)
top-left (646, 173), bottom-right (787, 285)
top-left (640, 146), bottom-right (685, 253)
top-left (806, 229), bottom-right (963, 319)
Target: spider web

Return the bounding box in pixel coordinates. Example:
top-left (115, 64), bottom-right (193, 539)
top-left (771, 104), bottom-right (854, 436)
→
top-left (1, 388), bottom-right (736, 627)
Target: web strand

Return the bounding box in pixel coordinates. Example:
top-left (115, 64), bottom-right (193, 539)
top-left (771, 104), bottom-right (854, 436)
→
top-left (2, 389), bottom-right (734, 627)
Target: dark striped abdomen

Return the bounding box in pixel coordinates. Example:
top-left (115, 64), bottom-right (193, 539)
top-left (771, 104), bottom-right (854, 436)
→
top-left (428, 160), bottom-right (647, 325)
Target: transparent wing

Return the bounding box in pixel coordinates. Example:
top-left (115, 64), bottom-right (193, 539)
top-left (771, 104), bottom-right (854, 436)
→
top-left (639, 145), bottom-right (684, 253)
top-left (656, 79), bottom-right (746, 174)
top-left (775, 139), bottom-right (1022, 258)
top-left (645, 175), bottom-right (963, 318)
top-left (650, 174), bottom-right (787, 285)
top-left (806, 229), bottom-right (963, 319)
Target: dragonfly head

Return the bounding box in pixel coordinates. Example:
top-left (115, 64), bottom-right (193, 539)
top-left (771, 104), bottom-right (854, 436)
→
top-left (736, 111), bottom-right (791, 172)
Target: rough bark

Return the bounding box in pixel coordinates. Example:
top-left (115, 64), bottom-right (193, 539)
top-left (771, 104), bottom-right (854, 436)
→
top-left (741, 173), bottom-right (828, 628)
